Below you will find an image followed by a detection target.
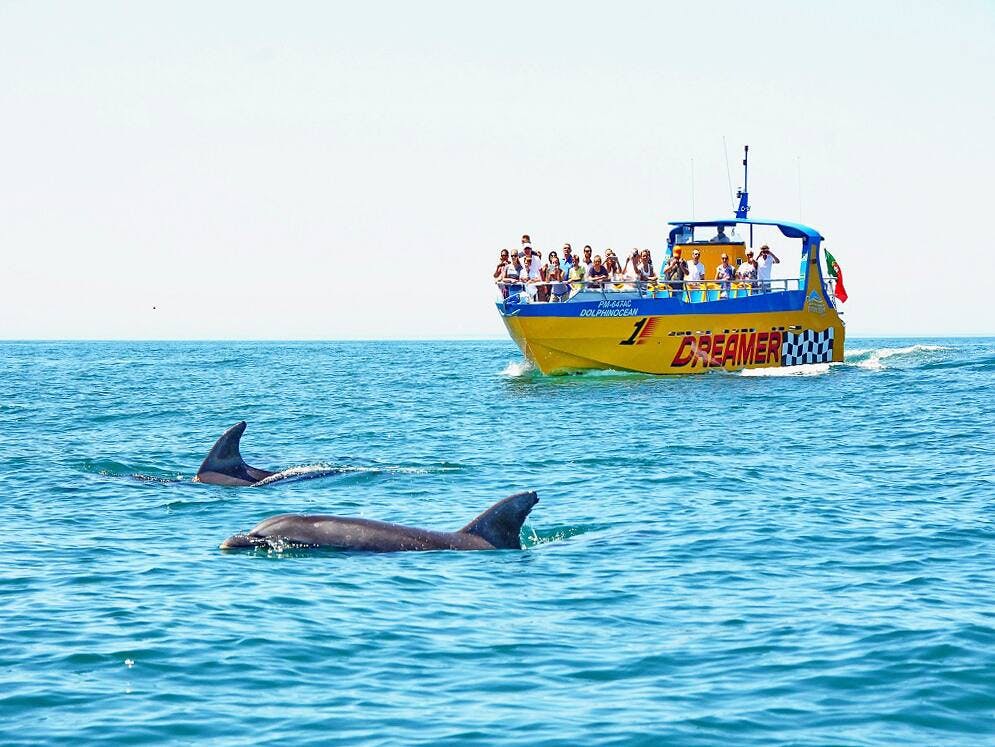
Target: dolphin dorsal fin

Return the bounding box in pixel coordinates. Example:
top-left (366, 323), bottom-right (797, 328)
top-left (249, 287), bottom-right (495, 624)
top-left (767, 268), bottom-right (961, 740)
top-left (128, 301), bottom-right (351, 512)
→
top-left (459, 491), bottom-right (539, 550)
top-left (195, 422), bottom-right (275, 485)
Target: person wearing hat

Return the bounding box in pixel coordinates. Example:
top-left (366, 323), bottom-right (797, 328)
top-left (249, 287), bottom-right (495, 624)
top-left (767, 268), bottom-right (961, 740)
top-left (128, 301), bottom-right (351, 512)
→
top-left (756, 244), bottom-right (780, 293)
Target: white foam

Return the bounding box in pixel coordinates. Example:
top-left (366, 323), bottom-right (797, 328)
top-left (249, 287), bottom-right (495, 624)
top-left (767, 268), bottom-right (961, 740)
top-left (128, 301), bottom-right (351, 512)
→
top-left (501, 360), bottom-right (534, 377)
top-left (739, 363), bottom-right (832, 377)
top-left (847, 344), bottom-right (950, 371)
top-left (250, 463), bottom-right (453, 486)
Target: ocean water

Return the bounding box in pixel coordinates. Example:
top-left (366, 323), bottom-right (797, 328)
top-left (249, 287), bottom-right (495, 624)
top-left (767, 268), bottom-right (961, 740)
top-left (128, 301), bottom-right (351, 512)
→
top-left (1, 338), bottom-right (994, 745)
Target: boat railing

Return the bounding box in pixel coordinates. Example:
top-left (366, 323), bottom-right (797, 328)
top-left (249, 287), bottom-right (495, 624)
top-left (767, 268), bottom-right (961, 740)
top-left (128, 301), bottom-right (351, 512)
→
top-left (496, 277), bottom-right (813, 304)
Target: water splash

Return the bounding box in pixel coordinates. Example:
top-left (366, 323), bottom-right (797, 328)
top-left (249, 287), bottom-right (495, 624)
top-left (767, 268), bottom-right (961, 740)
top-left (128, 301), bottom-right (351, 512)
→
top-left (501, 360), bottom-right (535, 377)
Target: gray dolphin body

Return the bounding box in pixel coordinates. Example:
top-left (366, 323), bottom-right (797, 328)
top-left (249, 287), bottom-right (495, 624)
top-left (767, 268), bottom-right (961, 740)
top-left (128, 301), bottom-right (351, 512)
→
top-left (194, 421), bottom-right (338, 487)
top-left (220, 491), bottom-right (539, 552)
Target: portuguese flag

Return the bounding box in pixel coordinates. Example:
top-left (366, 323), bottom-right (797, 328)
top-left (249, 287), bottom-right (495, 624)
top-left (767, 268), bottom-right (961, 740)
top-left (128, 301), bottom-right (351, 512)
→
top-left (824, 248), bottom-right (848, 303)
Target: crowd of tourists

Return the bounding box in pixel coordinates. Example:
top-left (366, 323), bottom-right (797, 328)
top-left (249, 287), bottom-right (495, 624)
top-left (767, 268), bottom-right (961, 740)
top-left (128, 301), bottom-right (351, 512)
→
top-left (494, 234), bottom-right (781, 302)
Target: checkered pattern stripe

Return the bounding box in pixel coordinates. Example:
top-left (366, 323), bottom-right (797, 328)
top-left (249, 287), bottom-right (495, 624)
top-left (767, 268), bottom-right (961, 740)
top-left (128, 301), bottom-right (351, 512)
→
top-left (781, 328), bottom-right (834, 366)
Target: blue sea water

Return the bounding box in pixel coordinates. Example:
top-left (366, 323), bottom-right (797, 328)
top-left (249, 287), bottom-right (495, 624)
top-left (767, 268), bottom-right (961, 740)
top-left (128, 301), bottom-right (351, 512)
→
top-left (1, 338), bottom-right (994, 745)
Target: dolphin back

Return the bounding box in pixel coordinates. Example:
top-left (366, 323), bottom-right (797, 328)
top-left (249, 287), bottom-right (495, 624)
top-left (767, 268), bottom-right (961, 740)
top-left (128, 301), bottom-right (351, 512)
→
top-left (459, 491), bottom-right (539, 550)
top-left (194, 421), bottom-right (275, 486)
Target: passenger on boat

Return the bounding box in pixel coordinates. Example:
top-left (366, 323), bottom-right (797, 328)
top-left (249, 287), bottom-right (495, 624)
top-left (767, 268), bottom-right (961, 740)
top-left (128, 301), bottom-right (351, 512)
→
top-left (521, 245), bottom-right (542, 300)
top-left (687, 249), bottom-right (705, 284)
top-left (605, 254), bottom-right (625, 287)
top-left (622, 252), bottom-right (644, 291)
top-left (636, 249), bottom-right (656, 281)
top-left (621, 249), bottom-right (637, 274)
top-left (535, 251), bottom-right (553, 303)
top-left (520, 244), bottom-right (541, 272)
top-left (756, 244), bottom-right (780, 293)
top-left (503, 255), bottom-right (525, 300)
top-left (715, 253), bottom-right (734, 298)
top-left (567, 255), bottom-right (586, 293)
top-left (521, 234), bottom-right (531, 248)
top-left (587, 255), bottom-right (610, 287)
top-left (562, 244), bottom-right (575, 269)
top-left (494, 249), bottom-right (511, 299)
top-left (546, 252), bottom-right (569, 302)
top-left (711, 226), bottom-right (732, 243)
top-left (582, 246), bottom-right (594, 273)
top-left (738, 250), bottom-right (758, 292)
top-left (662, 248), bottom-right (688, 297)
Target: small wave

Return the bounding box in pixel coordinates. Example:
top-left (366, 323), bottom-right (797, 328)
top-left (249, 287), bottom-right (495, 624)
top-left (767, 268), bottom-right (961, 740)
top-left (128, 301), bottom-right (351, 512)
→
top-left (79, 459), bottom-right (185, 481)
top-left (249, 465), bottom-right (344, 486)
top-left (249, 463), bottom-right (456, 487)
top-left (846, 343), bottom-right (951, 371)
top-left (501, 360), bottom-right (535, 377)
top-left (132, 474), bottom-right (185, 484)
top-left (335, 464), bottom-right (462, 476)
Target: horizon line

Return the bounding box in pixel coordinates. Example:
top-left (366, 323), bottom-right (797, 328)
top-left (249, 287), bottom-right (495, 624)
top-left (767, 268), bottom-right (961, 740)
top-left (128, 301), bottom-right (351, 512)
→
top-left (2, 333), bottom-right (993, 343)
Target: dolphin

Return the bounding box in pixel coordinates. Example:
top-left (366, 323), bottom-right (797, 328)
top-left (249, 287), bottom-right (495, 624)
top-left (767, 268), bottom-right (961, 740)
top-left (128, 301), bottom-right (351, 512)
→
top-left (194, 421), bottom-right (339, 487)
top-left (220, 491), bottom-right (539, 552)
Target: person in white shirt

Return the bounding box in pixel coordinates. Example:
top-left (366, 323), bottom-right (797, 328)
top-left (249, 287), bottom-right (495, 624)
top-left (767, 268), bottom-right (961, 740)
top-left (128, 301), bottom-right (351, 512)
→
top-left (520, 245), bottom-right (542, 300)
top-left (686, 249), bottom-right (705, 284)
top-left (737, 250), bottom-right (758, 293)
top-left (755, 244), bottom-right (780, 293)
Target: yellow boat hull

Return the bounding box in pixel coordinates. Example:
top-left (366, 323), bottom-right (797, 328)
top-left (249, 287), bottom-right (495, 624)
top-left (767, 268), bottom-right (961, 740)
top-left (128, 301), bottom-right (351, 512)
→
top-left (501, 306), bottom-right (844, 375)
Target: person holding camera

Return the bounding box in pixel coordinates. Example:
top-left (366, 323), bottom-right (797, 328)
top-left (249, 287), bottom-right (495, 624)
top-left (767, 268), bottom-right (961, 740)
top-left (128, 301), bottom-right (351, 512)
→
top-left (662, 248), bottom-right (688, 298)
top-left (494, 249), bottom-right (512, 298)
top-left (756, 244), bottom-right (780, 293)
top-left (715, 253), bottom-right (734, 298)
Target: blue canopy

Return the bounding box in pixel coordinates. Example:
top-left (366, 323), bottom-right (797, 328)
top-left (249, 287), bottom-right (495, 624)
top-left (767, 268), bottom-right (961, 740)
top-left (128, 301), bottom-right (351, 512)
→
top-left (668, 218), bottom-right (823, 242)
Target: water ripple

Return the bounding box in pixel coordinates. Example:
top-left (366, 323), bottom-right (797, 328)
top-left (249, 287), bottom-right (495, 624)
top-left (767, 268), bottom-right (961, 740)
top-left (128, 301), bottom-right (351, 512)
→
top-left (0, 338), bottom-right (993, 744)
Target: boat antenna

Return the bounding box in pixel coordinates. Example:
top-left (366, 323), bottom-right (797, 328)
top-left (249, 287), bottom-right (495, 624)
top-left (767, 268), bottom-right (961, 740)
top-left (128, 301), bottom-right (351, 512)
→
top-left (723, 137), bottom-right (735, 211)
top-left (736, 144), bottom-right (751, 244)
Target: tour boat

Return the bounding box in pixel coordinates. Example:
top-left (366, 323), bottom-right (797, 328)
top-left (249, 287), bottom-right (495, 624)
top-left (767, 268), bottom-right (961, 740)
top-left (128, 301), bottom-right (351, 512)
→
top-left (495, 150), bottom-right (846, 375)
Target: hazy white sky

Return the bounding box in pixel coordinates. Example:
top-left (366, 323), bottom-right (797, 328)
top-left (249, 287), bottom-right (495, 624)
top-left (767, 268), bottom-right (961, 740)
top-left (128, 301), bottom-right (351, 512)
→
top-left (2, 0), bottom-right (993, 339)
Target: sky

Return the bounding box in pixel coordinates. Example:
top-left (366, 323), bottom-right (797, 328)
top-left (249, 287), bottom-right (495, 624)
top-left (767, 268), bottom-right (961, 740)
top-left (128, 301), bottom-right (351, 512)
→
top-left (2, 0), bottom-right (993, 339)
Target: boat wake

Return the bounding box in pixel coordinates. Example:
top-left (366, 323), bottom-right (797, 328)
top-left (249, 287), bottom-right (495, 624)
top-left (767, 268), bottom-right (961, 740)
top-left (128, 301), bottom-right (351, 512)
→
top-left (739, 363), bottom-right (833, 377)
top-left (500, 343), bottom-right (956, 380)
top-left (737, 343), bottom-right (952, 377)
top-left (845, 344), bottom-right (950, 371)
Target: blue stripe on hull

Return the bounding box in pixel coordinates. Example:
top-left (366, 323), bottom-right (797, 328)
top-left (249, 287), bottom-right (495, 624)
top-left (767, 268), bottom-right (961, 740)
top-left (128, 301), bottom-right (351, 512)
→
top-left (498, 291), bottom-right (805, 318)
